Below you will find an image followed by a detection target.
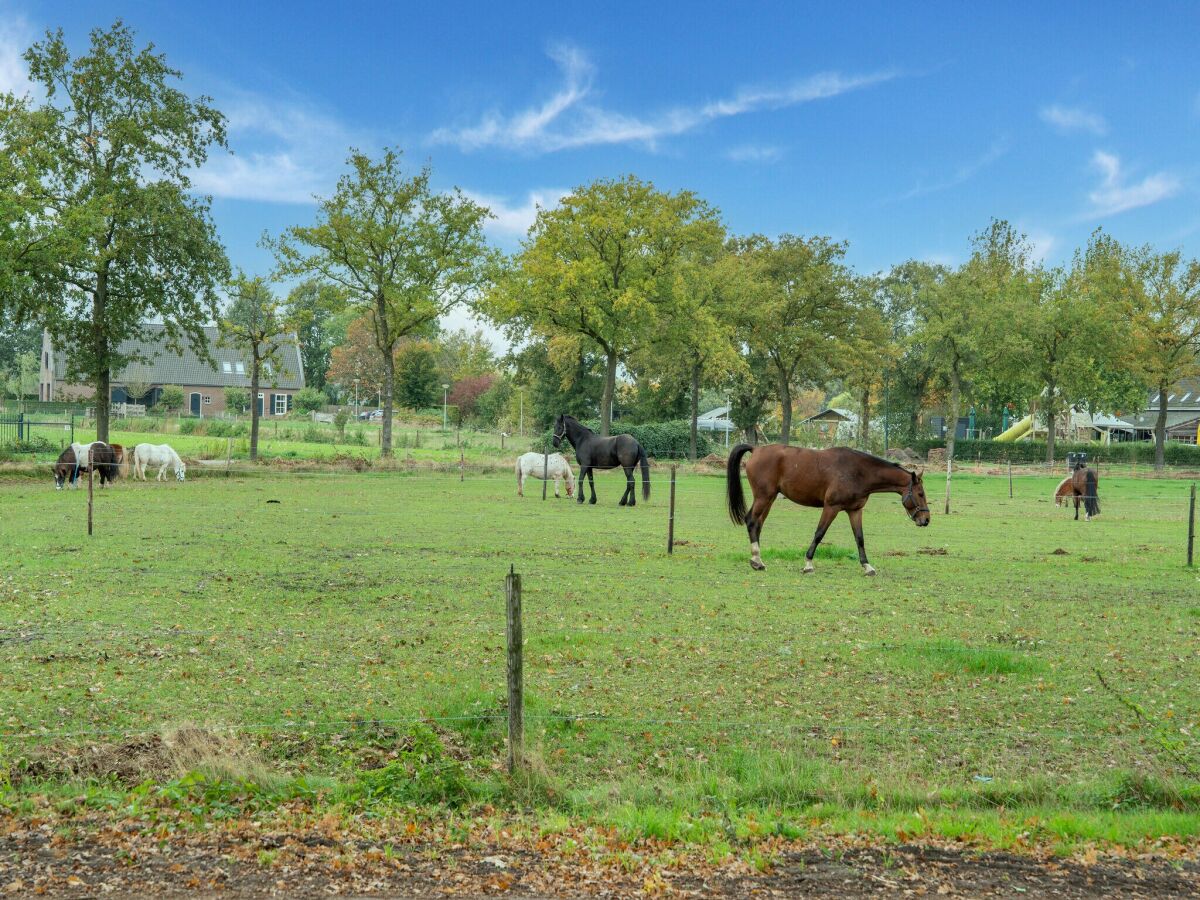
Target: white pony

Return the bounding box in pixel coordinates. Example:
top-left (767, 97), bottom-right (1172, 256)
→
top-left (133, 443), bottom-right (186, 482)
top-left (516, 452), bottom-right (575, 498)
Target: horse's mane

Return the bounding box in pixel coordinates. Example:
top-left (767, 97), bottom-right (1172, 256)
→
top-left (843, 447), bottom-right (910, 470)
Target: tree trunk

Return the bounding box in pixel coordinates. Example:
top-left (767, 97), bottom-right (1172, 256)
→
top-left (1154, 379), bottom-right (1168, 471)
top-left (381, 346), bottom-right (395, 457)
top-left (249, 356), bottom-right (260, 460)
top-left (860, 387), bottom-right (871, 449)
top-left (944, 369), bottom-right (961, 515)
top-left (92, 278), bottom-right (110, 443)
top-left (689, 362), bottom-right (701, 462)
top-left (776, 365), bottom-right (793, 446)
top-left (600, 351), bottom-right (617, 437)
top-left (1044, 378), bottom-right (1057, 465)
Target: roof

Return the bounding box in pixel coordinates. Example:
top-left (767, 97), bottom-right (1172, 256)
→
top-left (1144, 378), bottom-right (1200, 412)
top-left (1120, 410), bottom-right (1200, 430)
top-left (800, 407), bottom-right (858, 424)
top-left (697, 406), bottom-right (731, 422)
top-left (52, 325), bottom-right (305, 391)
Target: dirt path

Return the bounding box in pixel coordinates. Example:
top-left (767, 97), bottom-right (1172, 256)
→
top-left (3, 825), bottom-right (1198, 897)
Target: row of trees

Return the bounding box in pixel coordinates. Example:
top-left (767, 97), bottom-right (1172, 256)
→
top-left (3, 22), bottom-right (1197, 471)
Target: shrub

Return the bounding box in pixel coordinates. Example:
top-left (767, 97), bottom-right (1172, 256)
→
top-left (535, 418), bottom-right (716, 459)
top-left (913, 437), bottom-right (1200, 467)
top-left (160, 385), bottom-right (184, 412)
top-left (333, 408), bottom-right (349, 440)
top-left (294, 387), bottom-right (326, 414)
top-left (224, 387), bottom-right (249, 414)
top-left (178, 418), bottom-right (198, 435)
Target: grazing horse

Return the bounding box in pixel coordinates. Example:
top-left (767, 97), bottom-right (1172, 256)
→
top-left (1059, 463), bottom-right (1100, 521)
top-left (516, 452), bottom-right (575, 498)
top-left (726, 444), bottom-right (930, 575)
top-left (552, 414), bottom-right (650, 506)
top-left (133, 443), bottom-right (187, 482)
top-left (54, 442), bottom-right (120, 490)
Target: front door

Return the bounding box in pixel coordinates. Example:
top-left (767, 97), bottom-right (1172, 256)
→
top-left (190, 392), bottom-right (201, 416)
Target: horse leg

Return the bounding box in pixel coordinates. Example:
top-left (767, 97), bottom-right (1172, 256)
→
top-left (847, 508), bottom-right (875, 576)
top-left (587, 468), bottom-right (597, 505)
top-left (554, 475), bottom-right (560, 498)
top-left (1074, 494), bottom-right (1080, 521)
top-left (746, 493), bottom-right (777, 571)
top-left (518, 467), bottom-right (524, 497)
top-left (804, 506), bottom-right (840, 574)
top-left (619, 466), bottom-right (635, 506)
top-left (576, 467), bottom-right (588, 504)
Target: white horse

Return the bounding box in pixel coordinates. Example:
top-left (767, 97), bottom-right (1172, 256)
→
top-left (516, 452), bottom-right (575, 498)
top-left (133, 443), bottom-right (186, 482)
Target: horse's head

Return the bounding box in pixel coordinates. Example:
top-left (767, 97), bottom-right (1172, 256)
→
top-left (176, 460), bottom-right (187, 482)
top-left (54, 468), bottom-right (65, 490)
top-left (552, 414), bottom-right (567, 449)
top-left (902, 468), bottom-right (931, 527)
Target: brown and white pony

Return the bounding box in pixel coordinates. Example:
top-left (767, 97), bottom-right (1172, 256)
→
top-left (726, 444), bottom-right (930, 575)
top-left (53, 442), bottom-right (122, 490)
top-left (1055, 464), bottom-right (1100, 521)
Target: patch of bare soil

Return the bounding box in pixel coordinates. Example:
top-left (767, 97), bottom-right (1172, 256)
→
top-left (2, 821), bottom-right (1197, 898)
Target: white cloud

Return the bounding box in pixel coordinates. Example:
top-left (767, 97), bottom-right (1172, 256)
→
top-left (893, 138), bottom-right (1009, 202)
top-left (726, 143), bottom-right (784, 164)
top-left (1039, 104), bottom-right (1107, 136)
top-left (1025, 229), bottom-right (1057, 263)
top-left (0, 12), bottom-right (36, 98)
top-left (430, 44), bottom-right (897, 153)
top-left (463, 188), bottom-right (568, 240)
top-left (1086, 150), bottom-right (1180, 216)
top-left (192, 92), bottom-right (367, 204)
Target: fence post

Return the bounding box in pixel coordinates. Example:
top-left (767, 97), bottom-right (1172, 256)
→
top-left (87, 446), bottom-right (94, 537)
top-left (667, 464), bottom-right (677, 554)
top-left (17, 413), bottom-right (23, 442)
top-left (1188, 483), bottom-right (1196, 568)
top-left (542, 451), bottom-right (549, 501)
top-left (460, 448), bottom-right (465, 482)
top-left (70, 414), bottom-right (74, 446)
top-left (505, 565), bottom-right (523, 773)
top-left (1008, 459), bottom-right (1013, 499)
top-left (225, 437), bottom-right (232, 477)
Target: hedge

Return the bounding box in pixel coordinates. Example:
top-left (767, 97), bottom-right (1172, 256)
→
top-left (911, 437), bottom-right (1200, 467)
top-left (534, 418), bottom-right (718, 459)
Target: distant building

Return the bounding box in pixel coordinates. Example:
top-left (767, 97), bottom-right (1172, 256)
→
top-left (799, 407), bottom-right (859, 443)
top-left (40, 325), bottom-right (305, 417)
top-left (1118, 378), bottom-right (1200, 444)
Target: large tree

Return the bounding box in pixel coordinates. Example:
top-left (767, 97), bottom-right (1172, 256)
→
top-left (270, 149), bottom-right (493, 457)
top-left (0, 21), bottom-right (229, 441)
top-left (483, 175), bottom-right (723, 436)
top-left (730, 234), bottom-right (857, 445)
top-left (286, 280), bottom-right (343, 393)
top-left (1127, 245), bottom-right (1200, 470)
top-left (221, 274), bottom-right (293, 460)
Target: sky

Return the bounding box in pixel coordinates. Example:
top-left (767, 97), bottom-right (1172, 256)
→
top-left (2, 1), bottom-right (1199, 345)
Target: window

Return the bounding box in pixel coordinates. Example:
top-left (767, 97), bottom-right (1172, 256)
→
top-left (203, 395), bottom-right (212, 405)
top-left (1181, 393), bottom-right (1193, 403)
top-left (274, 394), bottom-right (288, 415)
top-left (222, 362), bottom-right (232, 373)
top-left (264, 362), bottom-right (272, 376)
top-left (235, 362), bottom-right (245, 375)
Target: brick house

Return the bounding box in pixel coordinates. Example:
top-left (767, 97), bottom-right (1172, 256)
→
top-left (40, 325), bottom-right (305, 417)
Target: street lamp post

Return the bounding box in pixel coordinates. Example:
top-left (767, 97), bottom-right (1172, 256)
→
top-left (442, 384), bottom-right (450, 432)
top-left (518, 388), bottom-right (524, 436)
top-left (353, 379), bottom-right (359, 420)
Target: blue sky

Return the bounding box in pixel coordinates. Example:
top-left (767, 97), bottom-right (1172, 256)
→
top-left (3, 1), bottom-right (1198, 340)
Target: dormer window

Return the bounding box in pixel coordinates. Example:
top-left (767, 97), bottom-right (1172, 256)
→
top-left (235, 362), bottom-right (245, 374)
top-left (222, 362), bottom-right (232, 373)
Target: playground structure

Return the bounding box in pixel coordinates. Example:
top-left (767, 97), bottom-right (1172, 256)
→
top-left (995, 414), bottom-right (1032, 442)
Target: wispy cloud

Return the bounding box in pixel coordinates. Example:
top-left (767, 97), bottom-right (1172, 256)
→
top-left (430, 44), bottom-right (897, 154)
top-left (726, 143), bottom-right (784, 164)
top-left (1086, 150), bottom-right (1180, 217)
top-left (0, 12), bottom-right (36, 98)
top-left (892, 138), bottom-right (1009, 202)
top-left (1039, 104), bottom-right (1107, 136)
top-left (192, 92), bottom-right (367, 204)
top-left (462, 187), bottom-right (568, 240)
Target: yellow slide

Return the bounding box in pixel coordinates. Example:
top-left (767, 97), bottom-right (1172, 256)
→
top-left (995, 414), bottom-right (1032, 442)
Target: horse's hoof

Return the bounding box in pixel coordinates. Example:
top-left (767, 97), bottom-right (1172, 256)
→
top-left (862, 564), bottom-right (877, 577)
top-left (802, 564), bottom-right (815, 574)
top-left (588, 498), bottom-right (597, 505)
top-left (751, 560), bottom-right (766, 571)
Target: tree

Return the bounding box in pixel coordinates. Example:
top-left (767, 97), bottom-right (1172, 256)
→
top-left (1127, 246), bottom-right (1200, 470)
top-left (0, 21), bottom-right (229, 442)
top-left (2, 351), bottom-right (38, 411)
top-left (293, 387), bottom-right (326, 414)
top-left (224, 386), bottom-right (249, 413)
top-left (0, 321), bottom-right (41, 378)
top-left (286, 280), bottom-right (342, 392)
top-left (510, 340), bottom-right (605, 432)
top-left (270, 149), bottom-right (493, 457)
top-left (839, 276), bottom-right (894, 449)
top-left (121, 377), bottom-right (152, 405)
top-left (876, 262), bottom-right (946, 446)
top-left (326, 315), bottom-right (390, 399)
top-left (160, 384), bottom-right (183, 413)
top-left (483, 175), bottom-right (723, 436)
top-left (437, 329), bottom-right (496, 382)
top-left (449, 374), bottom-right (496, 425)
top-left (730, 234), bottom-right (857, 445)
top-left (221, 273), bottom-right (293, 460)
top-left (395, 340), bottom-right (440, 409)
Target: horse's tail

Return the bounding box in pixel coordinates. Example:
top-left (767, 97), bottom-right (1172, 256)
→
top-left (726, 443), bottom-right (754, 525)
top-left (1084, 469), bottom-right (1100, 517)
top-left (638, 445), bottom-right (650, 500)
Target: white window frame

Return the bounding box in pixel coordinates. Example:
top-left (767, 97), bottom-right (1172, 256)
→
top-left (274, 394), bottom-right (288, 415)
top-left (222, 362), bottom-right (232, 373)
top-left (203, 395), bottom-right (212, 405)
top-left (235, 362), bottom-right (245, 374)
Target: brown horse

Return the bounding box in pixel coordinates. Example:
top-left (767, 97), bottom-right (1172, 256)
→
top-left (1058, 464), bottom-right (1100, 521)
top-left (53, 442), bottom-right (121, 490)
top-left (726, 444), bottom-right (930, 574)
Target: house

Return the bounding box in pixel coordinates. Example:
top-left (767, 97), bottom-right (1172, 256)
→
top-left (799, 407), bottom-right (859, 442)
top-left (1117, 379), bottom-right (1200, 444)
top-left (696, 405), bottom-right (735, 434)
top-left (40, 325), bottom-right (305, 417)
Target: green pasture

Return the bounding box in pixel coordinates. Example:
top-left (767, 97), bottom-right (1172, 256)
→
top-left (1, 468), bottom-right (1198, 848)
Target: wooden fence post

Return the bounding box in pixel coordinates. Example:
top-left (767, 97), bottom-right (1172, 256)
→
top-left (225, 437), bottom-right (232, 477)
top-left (87, 447), bottom-right (94, 536)
top-left (460, 448), bottom-right (465, 482)
top-left (1008, 459), bottom-right (1013, 499)
top-left (505, 566), bottom-right (523, 773)
top-left (542, 451), bottom-right (549, 501)
top-left (667, 464), bottom-right (677, 554)
top-left (1188, 483), bottom-right (1196, 568)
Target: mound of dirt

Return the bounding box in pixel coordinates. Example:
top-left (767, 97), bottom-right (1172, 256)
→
top-left (699, 453), bottom-right (726, 467)
top-left (885, 447), bottom-right (921, 465)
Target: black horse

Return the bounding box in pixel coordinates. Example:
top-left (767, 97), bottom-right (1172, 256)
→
top-left (552, 414), bottom-right (650, 506)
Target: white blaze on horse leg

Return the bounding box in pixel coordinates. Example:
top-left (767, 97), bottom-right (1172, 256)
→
top-left (750, 541), bottom-right (763, 568)
top-left (803, 559), bottom-right (815, 574)
top-left (862, 563), bottom-right (877, 576)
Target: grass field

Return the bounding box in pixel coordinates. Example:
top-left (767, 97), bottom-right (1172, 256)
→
top-left (1, 466), bottom-right (1198, 850)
